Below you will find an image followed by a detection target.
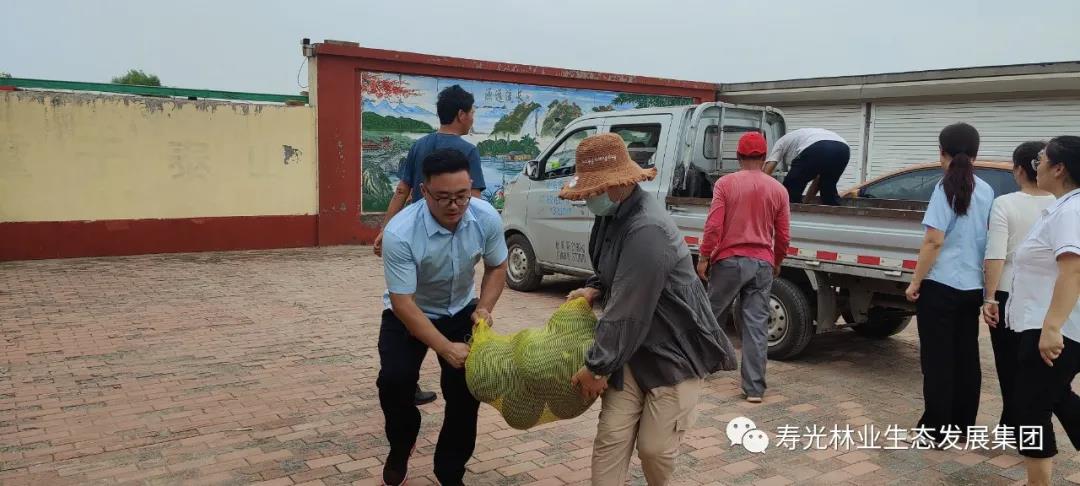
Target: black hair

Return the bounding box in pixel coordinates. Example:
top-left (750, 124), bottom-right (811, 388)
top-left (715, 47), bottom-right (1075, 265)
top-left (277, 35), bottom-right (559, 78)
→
top-left (1045, 135), bottom-right (1080, 187)
top-left (436, 85), bottom-right (474, 125)
top-left (422, 148), bottom-right (470, 181)
top-left (939, 123), bottom-right (980, 216)
top-left (1011, 141), bottom-right (1045, 183)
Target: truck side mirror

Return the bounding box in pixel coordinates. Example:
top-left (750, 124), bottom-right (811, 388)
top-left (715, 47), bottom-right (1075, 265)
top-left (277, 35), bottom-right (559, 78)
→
top-left (525, 159), bottom-right (540, 180)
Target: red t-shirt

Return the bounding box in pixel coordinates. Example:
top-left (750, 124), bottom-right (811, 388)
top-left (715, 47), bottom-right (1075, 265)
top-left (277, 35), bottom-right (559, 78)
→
top-left (698, 169), bottom-right (791, 267)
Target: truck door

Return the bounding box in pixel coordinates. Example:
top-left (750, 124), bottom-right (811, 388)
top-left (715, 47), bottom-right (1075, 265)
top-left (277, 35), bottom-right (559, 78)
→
top-left (524, 124), bottom-right (599, 271)
top-left (604, 114), bottom-right (673, 202)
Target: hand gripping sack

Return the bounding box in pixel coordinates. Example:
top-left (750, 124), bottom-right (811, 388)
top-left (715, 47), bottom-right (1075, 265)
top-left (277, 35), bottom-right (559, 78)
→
top-left (465, 297), bottom-right (599, 430)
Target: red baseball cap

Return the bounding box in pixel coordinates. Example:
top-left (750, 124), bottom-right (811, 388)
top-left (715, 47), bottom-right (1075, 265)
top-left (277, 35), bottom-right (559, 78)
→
top-left (736, 132), bottom-right (768, 157)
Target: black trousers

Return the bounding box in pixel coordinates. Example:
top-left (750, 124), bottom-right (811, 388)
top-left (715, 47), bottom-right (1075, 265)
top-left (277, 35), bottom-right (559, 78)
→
top-left (916, 280), bottom-right (982, 441)
top-left (783, 140), bottom-right (850, 205)
top-left (1014, 329), bottom-right (1080, 458)
top-left (988, 291), bottom-right (1020, 430)
top-left (377, 303), bottom-right (479, 485)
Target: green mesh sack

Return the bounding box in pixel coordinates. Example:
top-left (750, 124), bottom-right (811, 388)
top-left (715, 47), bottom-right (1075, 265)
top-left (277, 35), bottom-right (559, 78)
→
top-left (466, 297), bottom-right (598, 430)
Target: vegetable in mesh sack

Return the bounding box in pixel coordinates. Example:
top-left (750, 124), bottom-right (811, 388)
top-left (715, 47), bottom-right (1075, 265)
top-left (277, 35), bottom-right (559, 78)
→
top-left (465, 297), bottom-right (599, 429)
top-left (464, 340), bottom-right (513, 403)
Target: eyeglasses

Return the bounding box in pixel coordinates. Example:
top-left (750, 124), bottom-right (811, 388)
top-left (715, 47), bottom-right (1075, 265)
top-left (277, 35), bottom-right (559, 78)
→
top-left (429, 193), bottom-right (471, 208)
top-left (1032, 149), bottom-right (1047, 171)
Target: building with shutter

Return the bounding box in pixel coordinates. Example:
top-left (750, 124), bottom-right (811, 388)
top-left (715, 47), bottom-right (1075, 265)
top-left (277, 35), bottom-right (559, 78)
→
top-left (718, 61), bottom-right (1080, 191)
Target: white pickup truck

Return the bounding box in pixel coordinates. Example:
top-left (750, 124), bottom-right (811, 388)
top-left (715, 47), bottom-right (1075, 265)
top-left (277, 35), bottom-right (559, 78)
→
top-left (500, 102), bottom-right (931, 359)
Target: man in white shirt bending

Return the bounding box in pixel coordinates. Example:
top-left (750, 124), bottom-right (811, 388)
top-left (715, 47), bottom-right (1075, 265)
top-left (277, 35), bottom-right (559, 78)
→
top-left (764, 128), bottom-right (850, 205)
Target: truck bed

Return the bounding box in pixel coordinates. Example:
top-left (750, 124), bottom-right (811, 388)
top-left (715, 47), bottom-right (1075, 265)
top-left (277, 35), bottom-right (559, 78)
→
top-left (666, 196), bottom-right (928, 282)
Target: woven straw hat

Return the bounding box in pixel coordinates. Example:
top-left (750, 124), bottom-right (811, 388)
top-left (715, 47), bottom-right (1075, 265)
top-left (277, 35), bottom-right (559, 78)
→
top-left (558, 133), bottom-right (657, 200)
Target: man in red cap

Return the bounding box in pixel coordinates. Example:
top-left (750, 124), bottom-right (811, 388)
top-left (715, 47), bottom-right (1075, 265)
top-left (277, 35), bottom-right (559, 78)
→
top-left (696, 131), bottom-right (791, 403)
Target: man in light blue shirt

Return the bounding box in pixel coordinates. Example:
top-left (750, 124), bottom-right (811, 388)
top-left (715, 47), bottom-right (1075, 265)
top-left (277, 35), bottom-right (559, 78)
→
top-left (377, 148), bottom-right (508, 486)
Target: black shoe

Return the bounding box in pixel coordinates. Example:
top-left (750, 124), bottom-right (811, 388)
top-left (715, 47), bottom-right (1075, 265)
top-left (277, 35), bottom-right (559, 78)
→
top-left (382, 462), bottom-right (408, 486)
top-left (414, 386), bottom-right (437, 406)
top-left (382, 446), bottom-right (412, 486)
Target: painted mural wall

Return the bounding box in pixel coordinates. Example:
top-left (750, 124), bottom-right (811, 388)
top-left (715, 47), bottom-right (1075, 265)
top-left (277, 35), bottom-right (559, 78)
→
top-left (359, 72), bottom-right (692, 212)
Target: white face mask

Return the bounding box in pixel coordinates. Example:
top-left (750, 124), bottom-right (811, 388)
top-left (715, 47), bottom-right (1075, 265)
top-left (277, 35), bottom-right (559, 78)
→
top-left (585, 193), bottom-right (617, 216)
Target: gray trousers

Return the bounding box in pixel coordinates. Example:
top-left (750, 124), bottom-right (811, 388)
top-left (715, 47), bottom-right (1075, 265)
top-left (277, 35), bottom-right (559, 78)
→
top-left (707, 256), bottom-right (774, 397)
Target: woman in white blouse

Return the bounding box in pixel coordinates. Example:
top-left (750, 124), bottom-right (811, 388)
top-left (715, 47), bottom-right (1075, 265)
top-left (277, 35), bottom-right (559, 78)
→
top-left (1009, 136), bottom-right (1080, 486)
top-left (982, 141), bottom-right (1055, 432)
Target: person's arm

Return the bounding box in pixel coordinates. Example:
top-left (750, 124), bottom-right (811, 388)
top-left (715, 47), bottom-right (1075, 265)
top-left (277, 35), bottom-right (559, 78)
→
top-left (805, 176), bottom-right (822, 200)
top-left (373, 183), bottom-right (413, 257)
top-left (389, 294), bottom-right (466, 364)
top-left (907, 229), bottom-right (946, 301)
top-left (906, 187), bottom-right (953, 302)
top-left (773, 192), bottom-right (792, 275)
top-left (584, 225), bottom-right (674, 376)
top-left (383, 231), bottom-right (468, 366)
top-left (570, 221), bottom-right (604, 305)
top-left (468, 147), bottom-right (487, 196)
top-left (568, 276), bottom-right (603, 307)
top-left (375, 147), bottom-right (420, 256)
top-left (382, 182), bottom-right (413, 227)
top-left (1040, 254), bottom-right (1080, 366)
top-left (474, 262), bottom-right (507, 319)
top-left (387, 145), bottom-right (419, 226)
top-left (982, 200), bottom-right (1009, 326)
top-left (1039, 212), bottom-right (1080, 366)
top-left (472, 212), bottom-right (509, 325)
top-left (696, 180), bottom-right (726, 280)
top-left (764, 135), bottom-right (789, 176)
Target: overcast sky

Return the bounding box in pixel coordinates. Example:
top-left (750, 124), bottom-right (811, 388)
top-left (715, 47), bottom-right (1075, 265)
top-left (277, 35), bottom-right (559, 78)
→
top-left (4, 0), bottom-right (1080, 94)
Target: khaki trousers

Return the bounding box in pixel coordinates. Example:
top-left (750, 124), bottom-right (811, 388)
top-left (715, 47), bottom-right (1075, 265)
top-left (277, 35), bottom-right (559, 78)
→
top-left (591, 365), bottom-right (704, 485)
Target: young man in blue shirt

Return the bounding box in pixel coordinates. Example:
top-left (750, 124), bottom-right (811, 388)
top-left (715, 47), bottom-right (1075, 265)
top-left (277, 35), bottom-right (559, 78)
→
top-left (373, 85), bottom-right (487, 406)
top-left (378, 148), bottom-right (508, 486)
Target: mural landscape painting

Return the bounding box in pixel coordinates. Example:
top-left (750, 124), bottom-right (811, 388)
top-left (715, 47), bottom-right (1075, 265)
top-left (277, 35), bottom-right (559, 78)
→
top-left (360, 72), bottom-right (692, 212)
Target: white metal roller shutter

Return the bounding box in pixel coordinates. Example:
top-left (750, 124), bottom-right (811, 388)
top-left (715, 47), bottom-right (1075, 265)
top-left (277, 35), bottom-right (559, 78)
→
top-left (867, 98), bottom-right (1080, 179)
top-left (775, 104), bottom-right (866, 190)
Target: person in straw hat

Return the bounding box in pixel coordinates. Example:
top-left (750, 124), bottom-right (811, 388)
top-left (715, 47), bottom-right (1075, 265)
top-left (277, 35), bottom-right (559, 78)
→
top-left (563, 133), bottom-right (737, 485)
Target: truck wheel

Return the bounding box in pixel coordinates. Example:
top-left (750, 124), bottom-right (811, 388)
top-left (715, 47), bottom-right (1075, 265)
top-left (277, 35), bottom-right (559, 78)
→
top-left (851, 307), bottom-right (912, 338)
top-left (764, 277), bottom-right (814, 360)
top-left (506, 234), bottom-right (543, 292)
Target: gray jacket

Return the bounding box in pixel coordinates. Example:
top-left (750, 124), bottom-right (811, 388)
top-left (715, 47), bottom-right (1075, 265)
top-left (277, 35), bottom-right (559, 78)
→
top-left (584, 186), bottom-right (737, 391)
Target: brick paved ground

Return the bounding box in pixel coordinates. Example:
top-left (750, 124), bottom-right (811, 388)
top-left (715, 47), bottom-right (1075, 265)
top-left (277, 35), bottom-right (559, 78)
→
top-left (2, 247), bottom-right (1080, 485)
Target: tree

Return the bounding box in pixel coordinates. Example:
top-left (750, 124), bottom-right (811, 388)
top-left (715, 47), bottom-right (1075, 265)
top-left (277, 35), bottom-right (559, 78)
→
top-left (361, 112), bottom-right (434, 133)
top-left (518, 134), bottom-right (540, 156)
top-left (111, 69), bottom-right (161, 86)
top-left (541, 100), bottom-right (583, 137)
top-left (492, 102), bottom-right (541, 135)
top-left (361, 73), bottom-right (418, 100)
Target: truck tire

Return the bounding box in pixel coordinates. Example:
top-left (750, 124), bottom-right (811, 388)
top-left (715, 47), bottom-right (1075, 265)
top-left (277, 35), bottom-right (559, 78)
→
top-left (763, 277), bottom-right (814, 360)
top-left (506, 234), bottom-right (543, 292)
top-left (851, 307), bottom-right (912, 338)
